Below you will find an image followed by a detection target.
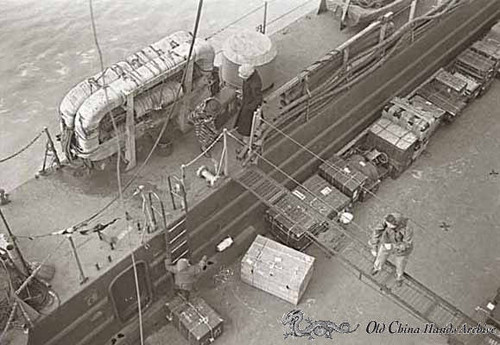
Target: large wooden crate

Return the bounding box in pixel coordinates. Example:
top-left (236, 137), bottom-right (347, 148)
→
top-left (265, 193), bottom-right (329, 251)
top-left (318, 154), bottom-right (368, 201)
top-left (241, 235), bottom-right (315, 305)
top-left (165, 296), bottom-right (224, 345)
top-left (366, 118), bottom-right (417, 175)
top-left (292, 174), bottom-right (350, 219)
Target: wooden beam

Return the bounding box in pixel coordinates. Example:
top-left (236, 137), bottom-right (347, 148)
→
top-left (125, 94), bottom-right (136, 170)
top-left (340, 0), bottom-right (352, 30)
top-left (177, 59), bottom-right (195, 133)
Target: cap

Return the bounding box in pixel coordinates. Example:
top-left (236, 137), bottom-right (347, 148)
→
top-left (385, 213), bottom-right (403, 227)
top-left (238, 64), bottom-right (255, 80)
top-left (176, 258), bottom-right (190, 270)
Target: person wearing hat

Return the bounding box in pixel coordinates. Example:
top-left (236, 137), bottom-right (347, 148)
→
top-left (234, 64), bottom-right (263, 144)
top-left (369, 213), bottom-right (413, 287)
top-left (188, 97), bottom-right (221, 157)
top-left (165, 255), bottom-right (208, 300)
top-left (0, 189), bottom-right (10, 205)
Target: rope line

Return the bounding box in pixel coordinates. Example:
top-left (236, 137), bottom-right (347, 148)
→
top-left (14, 239), bottom-right (66, 296)
top-left (0, 131), bottom-right (43, 163)
top-left (227, 131), bottom-right (372, 253)
top-left (267, 0), bottom-right (316, 26)
top-left (206, 4), bottom-right (266, 39)
top-left (183, 132), bottom-right (224, 168)
top-left (89, 0), bottom-right (145, 343)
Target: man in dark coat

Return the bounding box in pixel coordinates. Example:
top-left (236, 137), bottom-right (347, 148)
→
top-left (234, 64), bottom-right (263, 144)
top-left (369, 213), bottom-right (414, 287)
top-left (165, 256), bottom-right (208, 300)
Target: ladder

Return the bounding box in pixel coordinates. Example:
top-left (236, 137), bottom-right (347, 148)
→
top-left (164, 220), bottom-right (190, 264)
top-left (232, 166), bottom-right (500, 345)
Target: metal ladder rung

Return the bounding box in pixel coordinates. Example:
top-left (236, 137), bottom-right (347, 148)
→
top-left (171, 240), bottom-right (188, 254)
top-left (169, 229), bottom-right (187, 245)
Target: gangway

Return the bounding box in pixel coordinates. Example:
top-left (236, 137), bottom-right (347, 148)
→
top-left (232, 166), bottom-right (500, 345)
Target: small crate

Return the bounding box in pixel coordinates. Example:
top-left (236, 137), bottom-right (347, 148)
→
top-left (265, 193), bottom-right (329, 251)
top-left (165, 296), bottom-right (224, 345)
top-left (318, 154), bottom-right (368, 201)
top-left (455, 48), bottom-right (496, 81)
top-left (241, 235), bottom-right (315, 305)
top-left (292, 174), bottom-right (350, 219)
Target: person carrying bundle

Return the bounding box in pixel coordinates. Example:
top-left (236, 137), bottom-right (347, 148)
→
top-left (369, 213), bottom-right (414, 287)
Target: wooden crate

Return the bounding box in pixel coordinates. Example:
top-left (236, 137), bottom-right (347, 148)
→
top-left (292, 174), bottom-right (350, 219)
top-left (408, 95), bottom-right (447, 122)
top-left (318, 154), bottom-right (368, 201)
top-left (165, 296), bottom-right (224, 345)
top-left (366, 118), bottom-right (417, 173)
top-left (265, 193), bottom-right (329, 251)
top-left (241, 235), bottom-right (315, 305)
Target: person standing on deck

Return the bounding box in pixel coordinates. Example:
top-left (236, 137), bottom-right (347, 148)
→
top-left (165, 256), bottom-right (208, 300)
top-left (188, 98), bottom-right (221, 157)
top-left (234, 64), bottom-right (263, 145)
top-left (369, 213), bottom-right (414, 287)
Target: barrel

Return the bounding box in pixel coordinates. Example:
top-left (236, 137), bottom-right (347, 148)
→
top-left (221, 29), bottom-right (277, 91)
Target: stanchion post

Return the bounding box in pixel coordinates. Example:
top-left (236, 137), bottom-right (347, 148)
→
top-left (343, 47), bottom-right (349, 67)
top-left (167, 176), bottom-right (177, 210)
top-left (180, 165), bottom-right (188, 213)
top-left (43, 127), bottom-right (61, 168)
top-left (148, 192), bottom-right (157, 231)
top-left (67, 235), bottom-right (88, 284)
top-left (223, 129), bottom-right (229, 176)
top-left (0, 208), bottom-right (30, 276)
top-left (262, 1), bottom-right (268, 34)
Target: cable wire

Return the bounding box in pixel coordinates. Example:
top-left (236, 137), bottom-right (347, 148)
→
top-left (88, 0), bottom-right (145, 343)
top-left (226, 131), bottom-right (371, 251)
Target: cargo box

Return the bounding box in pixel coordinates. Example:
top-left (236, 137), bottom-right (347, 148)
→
top-left (241, 235), bottom-right (315, 305)
top-left (471, 40), bottom-right (500, 65)
top-left (366, 118), bottom-right (418, 178)
top-left (408, 95), bottom-right (446, 123)
top-left (292, 174), bottom-right (350, 220)
top-left (381, 98), bottom-right (436, 143)
top-left (265, 193), bottom-right (329, 251)
top-left (318, 154), bottom-right (368, 201)
top-left (415, 82), bottom-right (467, 119)
top-left (165, 296), bottom-right (224, 345)
top-left (454, 48), bottom-right (496, 95)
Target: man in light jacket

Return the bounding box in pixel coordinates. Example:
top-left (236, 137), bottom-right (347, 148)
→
top-left (165, 255), bottom-right (208, 300)
top-left (369, 213), bottom-right (413, 287)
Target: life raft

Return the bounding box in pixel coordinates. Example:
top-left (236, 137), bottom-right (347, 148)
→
top-left (59, 31), bottom-right (215, 161)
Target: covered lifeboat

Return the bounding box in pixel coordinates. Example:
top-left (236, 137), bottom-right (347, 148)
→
top-left (59, 31), bottom-right (215, 162)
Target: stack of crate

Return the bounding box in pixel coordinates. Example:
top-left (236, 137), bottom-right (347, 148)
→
top-left (366, 118), bottom-right (418, 176)
top-left (165, 296), bottom-right (224, 345)
top-left (265, 193), bottom-right (329, 251)
top-left (291, 174), bottom-right (350, 220)
top-left (241, 235), bottom-right (315, 305)
top-left (318, 154), bottom-right (368, 202)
